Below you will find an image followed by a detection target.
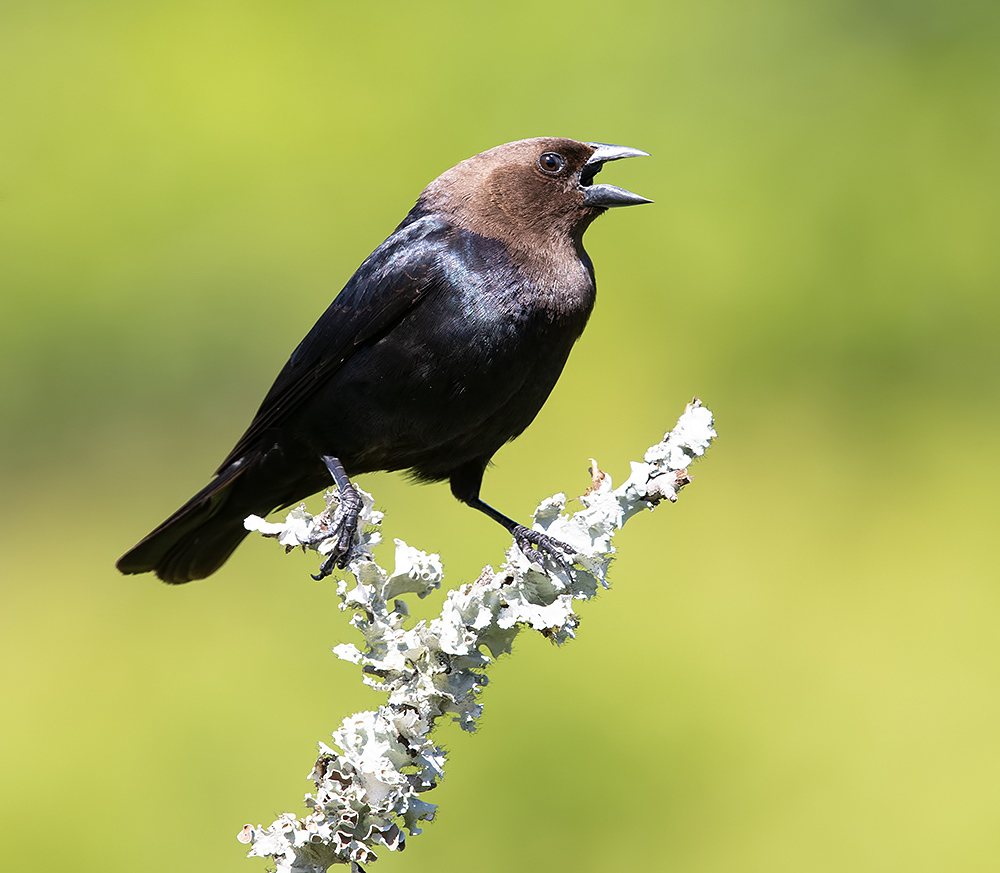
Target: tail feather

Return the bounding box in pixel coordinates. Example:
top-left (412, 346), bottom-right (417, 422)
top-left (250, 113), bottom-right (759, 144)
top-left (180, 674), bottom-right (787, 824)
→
top-left (116, 464), bottom-right (251, 584)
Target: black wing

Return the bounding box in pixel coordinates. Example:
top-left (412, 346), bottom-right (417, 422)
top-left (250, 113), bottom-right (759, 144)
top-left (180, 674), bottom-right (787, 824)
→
top-left (218, 212), bottom-right (453, 470)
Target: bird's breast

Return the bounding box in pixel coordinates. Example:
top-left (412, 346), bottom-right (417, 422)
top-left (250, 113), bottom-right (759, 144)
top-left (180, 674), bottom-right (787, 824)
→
top-left (448, 227), bottom-right (596, 326)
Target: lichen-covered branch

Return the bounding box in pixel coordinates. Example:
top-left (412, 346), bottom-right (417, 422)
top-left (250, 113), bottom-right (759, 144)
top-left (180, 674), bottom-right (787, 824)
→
top-left (238, 400), bottom-right (716, 872)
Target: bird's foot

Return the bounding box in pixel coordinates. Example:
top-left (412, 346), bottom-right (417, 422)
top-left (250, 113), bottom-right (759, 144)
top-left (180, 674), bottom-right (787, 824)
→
top-left (511, 525), bottom-right (576, 573)
top-left (312, 484), bottom-right (363, 579)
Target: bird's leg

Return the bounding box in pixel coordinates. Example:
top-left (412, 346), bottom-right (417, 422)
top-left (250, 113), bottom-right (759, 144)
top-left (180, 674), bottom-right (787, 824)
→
top-left (450, 462), bottom-right (575, 571)
top-left (313, 455), bottom-right (362, 579)
top-left (466, 496), bottom-right (576, 573)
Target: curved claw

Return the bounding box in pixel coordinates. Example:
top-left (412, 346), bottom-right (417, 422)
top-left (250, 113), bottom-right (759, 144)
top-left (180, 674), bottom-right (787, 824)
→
top-left (311, 484), bottom-right (363, 579)
top-left (511, 524), bottom-right (576, 572)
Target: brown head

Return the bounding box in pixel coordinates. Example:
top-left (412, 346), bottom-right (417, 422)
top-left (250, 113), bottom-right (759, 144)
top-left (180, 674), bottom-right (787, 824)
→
top-left (419, 137), bottom-right (651, 254)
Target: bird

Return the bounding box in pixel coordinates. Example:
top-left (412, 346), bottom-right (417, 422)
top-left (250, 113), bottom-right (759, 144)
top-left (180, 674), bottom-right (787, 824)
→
top-left (117, 137), bottom-right (650, 584)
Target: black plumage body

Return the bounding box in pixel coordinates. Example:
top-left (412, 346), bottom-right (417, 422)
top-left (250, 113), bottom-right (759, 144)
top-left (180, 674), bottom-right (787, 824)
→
top-left (301, 215), bottom-right (594, 479)
top-left (117, 137), bottom-right (649, 583)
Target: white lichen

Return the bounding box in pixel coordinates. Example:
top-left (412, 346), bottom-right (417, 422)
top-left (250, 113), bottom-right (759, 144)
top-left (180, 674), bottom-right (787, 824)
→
top-left (240, 399), bottom-right (716, 870)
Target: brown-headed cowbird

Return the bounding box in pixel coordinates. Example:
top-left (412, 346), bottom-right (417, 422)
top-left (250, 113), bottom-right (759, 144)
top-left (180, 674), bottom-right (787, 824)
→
top-left (117, 138), bottom-right (650, 583)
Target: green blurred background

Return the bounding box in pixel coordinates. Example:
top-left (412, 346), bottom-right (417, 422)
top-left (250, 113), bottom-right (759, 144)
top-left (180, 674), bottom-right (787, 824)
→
top-left (2, 0), bottom-right (998, 870)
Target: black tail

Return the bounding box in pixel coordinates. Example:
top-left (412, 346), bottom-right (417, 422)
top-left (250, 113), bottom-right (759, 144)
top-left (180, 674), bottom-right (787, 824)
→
top-left (116, 463), bottom-right (254, 584)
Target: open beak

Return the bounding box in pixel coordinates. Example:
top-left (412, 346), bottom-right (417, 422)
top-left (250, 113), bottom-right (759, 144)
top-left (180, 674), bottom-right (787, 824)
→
top-left (581, 142), bottom-right (652, 208)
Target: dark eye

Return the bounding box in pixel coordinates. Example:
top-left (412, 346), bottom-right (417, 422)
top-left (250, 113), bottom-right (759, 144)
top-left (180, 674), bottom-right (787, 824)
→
top-left (538, 152), bottom-right (565, 174)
